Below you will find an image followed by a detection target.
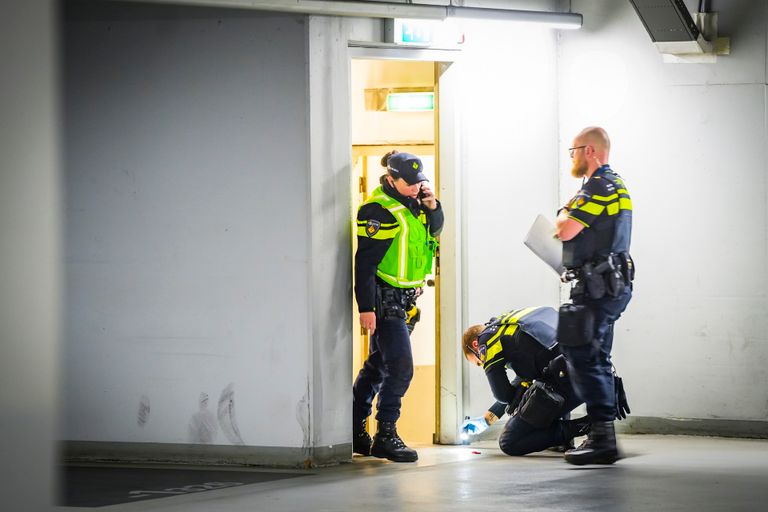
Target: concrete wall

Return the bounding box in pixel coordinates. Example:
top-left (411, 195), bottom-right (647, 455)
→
top-left (1, 1), bottom-right (59, 509)
top-left (62, 1), bottom-right (347, 464)
top-left (558, 0), bottom-right (768, 431)
top-left (307, 15), bottom-right (355, 458)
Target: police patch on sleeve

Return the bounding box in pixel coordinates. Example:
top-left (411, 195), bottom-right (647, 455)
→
top-left (365, 219), bottom-right (381, 237)
top-left (569, 192), bottom-right (591, 210)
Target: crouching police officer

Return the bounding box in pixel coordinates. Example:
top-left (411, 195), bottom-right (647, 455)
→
top-left (555, 127), bottom-right (634, 465)
top-left (352, 150), bottom-right (443, 462)
top-left (461, 306), bottom-right (591, 456)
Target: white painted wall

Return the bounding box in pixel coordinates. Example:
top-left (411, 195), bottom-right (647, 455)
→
top-left (63, 3), bottom-right (314, 450)
top-left (458, 17), bottom-right (561, 418)
top-left (558, 0), bottom-right (768, 423)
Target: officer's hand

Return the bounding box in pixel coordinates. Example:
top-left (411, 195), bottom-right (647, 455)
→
top-left (360, 311), bottom-right (376, 336)
top-left (419, 184), bottom-right (437, 211)
top-left (506, 382), bottom-right (528, 415)
top-left (461, 416), bottom-right (489, 435)
top-left (614, 374), bottom-right (631, 420)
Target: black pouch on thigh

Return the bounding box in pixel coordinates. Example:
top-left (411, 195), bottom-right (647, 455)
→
top-left (516, 381), bottom-right (565, 428)
top-left (557, 304), bottom-right (594, 347)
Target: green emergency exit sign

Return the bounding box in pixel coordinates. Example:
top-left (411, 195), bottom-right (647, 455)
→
top-left (387, 18), bottom-right (435, 46)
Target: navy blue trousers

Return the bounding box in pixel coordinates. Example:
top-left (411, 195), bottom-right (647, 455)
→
top-left (352, 315), bottom-right (414, 423)
top-left (499, 380), bottom-right (582, 456)
top-left (560, 286), bottom-right (632, 421)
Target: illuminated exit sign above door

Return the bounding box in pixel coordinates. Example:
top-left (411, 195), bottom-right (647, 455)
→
top-left (385, 19), bottom-right (436, 46)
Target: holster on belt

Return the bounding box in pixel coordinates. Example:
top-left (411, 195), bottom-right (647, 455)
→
top-left (582, 262), bottom-right (606, 299)
top-left (618, 252), bottom-right (635, 284)
top-left (376, 285), bottom-right (417, 321)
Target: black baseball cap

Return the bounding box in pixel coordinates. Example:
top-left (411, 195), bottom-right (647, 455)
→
top-left (386, 152), bottom-right (428, 185)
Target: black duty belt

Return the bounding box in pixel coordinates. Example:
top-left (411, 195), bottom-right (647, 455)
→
top-left (378, 284), bottom-right (416, 307)
top-left (375, 283), bottom-right (417, 321)
top-left (562, 253), bottom-right (634, 299)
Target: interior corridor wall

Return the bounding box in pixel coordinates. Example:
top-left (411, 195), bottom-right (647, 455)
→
top-left (62, 2), bottom-right (319, 458)
top-left (558, 0), bottom-right (768, 431)
top-left (459, 19), bottom-right (561, 418)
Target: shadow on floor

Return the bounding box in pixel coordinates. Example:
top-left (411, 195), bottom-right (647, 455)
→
top-left (60, 465), bottom-right (307, 508)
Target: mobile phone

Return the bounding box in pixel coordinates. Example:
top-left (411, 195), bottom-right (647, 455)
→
top-left (417, 187), bottom-right (427, 200)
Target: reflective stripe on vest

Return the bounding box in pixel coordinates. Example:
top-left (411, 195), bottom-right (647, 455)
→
top-left (363, 186), bottom-right (435, 288)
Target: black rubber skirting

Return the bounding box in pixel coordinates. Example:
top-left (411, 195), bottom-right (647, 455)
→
top-left (617, 416), bottom-right (768, 439)
top-left (61, 441), bottom-right (353, 468)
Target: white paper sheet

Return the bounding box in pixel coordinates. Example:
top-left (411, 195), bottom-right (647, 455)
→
top-left (523, 214), bottom-right (565, 275)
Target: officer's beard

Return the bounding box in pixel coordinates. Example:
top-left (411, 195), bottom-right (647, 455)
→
top-left (571, 160), bottom-right (588, 178)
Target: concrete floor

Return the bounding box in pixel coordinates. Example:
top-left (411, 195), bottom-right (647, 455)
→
top-left (58, 434), bottom-right (768, 511)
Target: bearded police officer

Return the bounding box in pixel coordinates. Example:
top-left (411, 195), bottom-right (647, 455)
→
top-left (461, 306), bottom-right (591, 456)
top-left (352, 150), bottom-right (443, 462)
top-left (555, 127), bottom-right (634, 465)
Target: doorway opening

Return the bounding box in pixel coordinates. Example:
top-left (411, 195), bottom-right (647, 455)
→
top-left (350, 58), bottom-right (439, 444)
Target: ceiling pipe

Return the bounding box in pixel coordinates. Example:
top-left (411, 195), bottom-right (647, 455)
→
top-left (110, 0), bottom-right (583, 29)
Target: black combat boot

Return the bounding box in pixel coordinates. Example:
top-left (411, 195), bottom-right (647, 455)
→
top-left (548, 416), bottom-right (590, 452)
top-left (353, 417), bottom-right (372, 456)
top-left (370, 421), bottom-right (418, 462)
top-left (565, 416), bottom-right (592, 439)
top-left (564, 420), bottom-right (622, 465)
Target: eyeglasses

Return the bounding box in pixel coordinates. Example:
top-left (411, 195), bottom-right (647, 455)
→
top-left (467, 345), bottom-right (483, 366)
top-left (569, 145), bottom-right (587, 157)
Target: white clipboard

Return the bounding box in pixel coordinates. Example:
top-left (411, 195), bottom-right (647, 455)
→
top-left (523, 214), bottom-right (565, 275)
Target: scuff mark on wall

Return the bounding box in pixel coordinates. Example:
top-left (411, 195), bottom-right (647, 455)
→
top-left (295, 383), bottom-right (311, 460)
top-left (189, 392), bottom-right (218, 444)
top-left (218, 383), bottom-right (245, 445)
top-left (137, 395), bottom-right (150, 427)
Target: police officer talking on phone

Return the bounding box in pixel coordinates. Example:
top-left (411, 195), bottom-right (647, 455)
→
top-left (555, 127), bottom-right (634, 465)
top-left (352, 150), bottom-right (443, 462)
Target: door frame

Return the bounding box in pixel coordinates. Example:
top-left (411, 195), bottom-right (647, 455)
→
top-left (348, 44), bottom-right (464, 444)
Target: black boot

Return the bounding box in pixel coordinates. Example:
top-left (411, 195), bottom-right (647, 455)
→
top-left (546, 440), bottom-right (574, 453)
top-left (353, 417), bottom-right (372, 456)
top-left (548, 416), bottom-right (591, 452)
top-left (564, 420), bottom-right (622, 465)
top-left (547, 417), bottom-right (589, 452)
top-left (370, 421), bottom-right (418, 462)
top-left (565, 416), bottom-right (592, 439)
